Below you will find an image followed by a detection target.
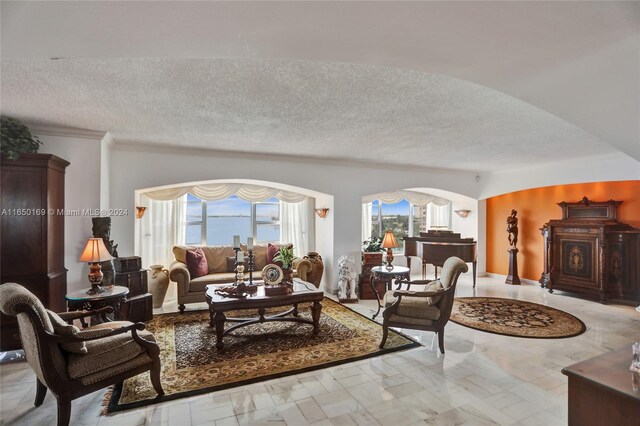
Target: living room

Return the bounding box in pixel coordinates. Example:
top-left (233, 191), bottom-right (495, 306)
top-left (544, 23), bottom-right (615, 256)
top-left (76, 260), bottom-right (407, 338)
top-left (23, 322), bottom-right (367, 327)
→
top-left (1, 2), bottom-right (639, 425)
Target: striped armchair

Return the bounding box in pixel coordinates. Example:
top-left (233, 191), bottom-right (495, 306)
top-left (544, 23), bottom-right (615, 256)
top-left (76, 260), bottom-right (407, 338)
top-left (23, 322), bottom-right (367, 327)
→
top-left (379, 256), bottom-right (468, 354)
top-left (0, 283), bottom-right (164, 426)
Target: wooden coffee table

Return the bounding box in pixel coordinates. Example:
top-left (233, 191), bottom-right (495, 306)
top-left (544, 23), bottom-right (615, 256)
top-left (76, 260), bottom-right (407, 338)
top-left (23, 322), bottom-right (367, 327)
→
top-left (204, 279), bottom-right (324, 349)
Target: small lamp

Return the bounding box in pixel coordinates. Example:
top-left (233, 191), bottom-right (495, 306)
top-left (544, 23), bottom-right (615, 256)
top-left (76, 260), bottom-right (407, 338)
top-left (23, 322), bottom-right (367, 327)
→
top-left (80, 238), bottom-right (114, 294)
top-left (381, 230), bottom-right (399, 271)
top-left (315, 208), bottom-right (330, 218)
top-left (136, 206), bottom-right (147, 219)
top-left (454, 209), bottom-right (471, 219)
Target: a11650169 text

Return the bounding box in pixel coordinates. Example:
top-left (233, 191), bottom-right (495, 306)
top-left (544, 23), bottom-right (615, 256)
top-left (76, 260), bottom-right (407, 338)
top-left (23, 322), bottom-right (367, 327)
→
top-left (0, 208), bottom-right (130, 216)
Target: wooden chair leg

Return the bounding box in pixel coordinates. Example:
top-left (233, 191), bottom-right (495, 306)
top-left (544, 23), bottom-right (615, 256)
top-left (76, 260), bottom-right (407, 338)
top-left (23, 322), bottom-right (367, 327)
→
top-left (438, 329), bottom-right (445, 354)
top-left (34, 378), bottom-right (47, 406)
top-left (56, 397), bottom-right (71, 426)
top-left (150, 361), bottom-right (165, 397)
top-left (379, 325), bottom-right (389, 348)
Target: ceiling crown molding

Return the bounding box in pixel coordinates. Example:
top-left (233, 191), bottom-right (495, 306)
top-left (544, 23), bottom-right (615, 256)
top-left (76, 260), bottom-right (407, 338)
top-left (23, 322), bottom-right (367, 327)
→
top-left (29, 124), bottom-right (106, 140)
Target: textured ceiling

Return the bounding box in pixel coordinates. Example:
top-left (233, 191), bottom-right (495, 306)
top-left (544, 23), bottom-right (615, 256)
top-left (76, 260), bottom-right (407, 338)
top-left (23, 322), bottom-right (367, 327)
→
top-left (1, 58), bottom-right (614, 172)
top-left (1, 1), bottom-right (637, 171)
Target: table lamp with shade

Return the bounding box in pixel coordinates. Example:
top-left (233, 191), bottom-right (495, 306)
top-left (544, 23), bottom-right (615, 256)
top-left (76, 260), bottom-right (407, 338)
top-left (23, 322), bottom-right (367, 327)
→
top-left (381, 230), bottom-right (399, 271)
top-left (80, 237), bottom-right (114, 294)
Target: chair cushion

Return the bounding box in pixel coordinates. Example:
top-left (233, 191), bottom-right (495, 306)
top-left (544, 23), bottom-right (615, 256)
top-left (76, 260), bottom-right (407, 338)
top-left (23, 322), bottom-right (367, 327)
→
top-left (423, 280), bottom-right (444, 305)
top-left (67, 325), bottom-right (155, 379)
top-left (46, 310), bottom-right (87, 354)
top-left (186, 248), bottom-right (208, 278)
top-left (389, 314), bottom-right (433, 326)
top-left (396, 297), bottom-right (441, 320)
top-left (78, 353), bottom-right (153, 386)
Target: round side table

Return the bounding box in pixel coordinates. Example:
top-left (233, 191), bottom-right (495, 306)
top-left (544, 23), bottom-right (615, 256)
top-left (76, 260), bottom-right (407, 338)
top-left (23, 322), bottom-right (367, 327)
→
top-left (370, 265), bottom-right (410, 319)
top-left (65, 286), bottom-right (129, 327)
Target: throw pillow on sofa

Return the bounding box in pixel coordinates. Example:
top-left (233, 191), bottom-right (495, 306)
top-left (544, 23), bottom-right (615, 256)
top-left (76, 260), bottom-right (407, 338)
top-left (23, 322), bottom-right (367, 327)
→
top-left (186, 248), bottom-right (208, 278)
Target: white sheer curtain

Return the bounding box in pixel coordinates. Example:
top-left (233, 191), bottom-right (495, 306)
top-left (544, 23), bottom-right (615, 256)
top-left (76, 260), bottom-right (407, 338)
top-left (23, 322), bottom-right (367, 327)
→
top-left (144, 182), bottom-right (307, 203)
top-left (362, 202), bottom-right (372, 242)
top-left (427, 202), bottom-right (452, 229)
top-left (362, 190), bottom-right (449, 206)
top-left (139, 194), bottom-right (186, 302)
top-left (280, 198), bottom-right (315, 257)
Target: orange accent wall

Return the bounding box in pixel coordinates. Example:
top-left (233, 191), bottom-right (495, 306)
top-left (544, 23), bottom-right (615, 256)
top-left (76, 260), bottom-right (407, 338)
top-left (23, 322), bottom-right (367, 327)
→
top-left (486, 180), bottom-right (640, 280)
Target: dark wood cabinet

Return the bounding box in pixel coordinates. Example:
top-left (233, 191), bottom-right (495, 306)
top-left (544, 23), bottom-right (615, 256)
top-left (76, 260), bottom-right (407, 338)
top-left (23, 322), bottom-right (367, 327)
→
top-left (542, 197), bottom-right (640, 304)
top-left (1, 154), bottom-right (70, 350)
top-left (115, 267), bottom-right (153, 322)
top-left (359, 253), bottom-right (385, 299)
top-left (562, 348), bottom-right (640, 425)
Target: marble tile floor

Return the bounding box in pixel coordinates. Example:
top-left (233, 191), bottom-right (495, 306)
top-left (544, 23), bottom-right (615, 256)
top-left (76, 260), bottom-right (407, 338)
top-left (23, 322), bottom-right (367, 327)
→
top-left (1, 274), bottom-right (639, 425)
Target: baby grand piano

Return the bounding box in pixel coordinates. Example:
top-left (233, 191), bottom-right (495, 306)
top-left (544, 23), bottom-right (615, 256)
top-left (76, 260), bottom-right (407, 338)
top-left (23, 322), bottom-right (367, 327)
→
top-left (404, 230), bottom-right (477, 287)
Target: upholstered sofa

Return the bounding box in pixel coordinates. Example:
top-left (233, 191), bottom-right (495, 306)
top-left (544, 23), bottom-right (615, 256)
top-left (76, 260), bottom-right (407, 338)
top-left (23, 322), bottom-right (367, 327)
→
top-left (170, 244), bottom-right (312, 312)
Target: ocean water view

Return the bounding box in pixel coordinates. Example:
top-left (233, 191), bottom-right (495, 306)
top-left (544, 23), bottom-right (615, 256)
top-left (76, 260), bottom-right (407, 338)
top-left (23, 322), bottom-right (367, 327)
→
top-left (186, 216), bottom-right (280, 245)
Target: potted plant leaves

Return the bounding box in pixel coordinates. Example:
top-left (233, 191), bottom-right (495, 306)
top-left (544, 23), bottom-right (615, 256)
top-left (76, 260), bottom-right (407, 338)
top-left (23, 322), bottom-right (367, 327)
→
top-left (0, 116), bottom-right (43, 160)
top-left (273, 245), bottom-right (295, 283)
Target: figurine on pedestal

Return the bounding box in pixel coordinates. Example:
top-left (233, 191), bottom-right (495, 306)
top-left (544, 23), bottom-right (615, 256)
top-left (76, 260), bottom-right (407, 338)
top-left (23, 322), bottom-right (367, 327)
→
top-left (337, 256), bottom-right (358, 303)
top-left (506, 209), bottom-right (521, 285)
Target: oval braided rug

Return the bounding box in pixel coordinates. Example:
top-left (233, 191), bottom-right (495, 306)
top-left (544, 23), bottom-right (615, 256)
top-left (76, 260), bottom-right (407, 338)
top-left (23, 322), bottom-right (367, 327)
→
top-left (450, 297), bottom-right (586, 338)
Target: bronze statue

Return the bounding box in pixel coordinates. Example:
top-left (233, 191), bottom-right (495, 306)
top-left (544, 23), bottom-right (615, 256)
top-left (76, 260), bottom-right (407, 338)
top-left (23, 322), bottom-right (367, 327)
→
top-left (92, 217), bottom-right (118, 286)
top-left (507, 209), bottom-right (518, 249)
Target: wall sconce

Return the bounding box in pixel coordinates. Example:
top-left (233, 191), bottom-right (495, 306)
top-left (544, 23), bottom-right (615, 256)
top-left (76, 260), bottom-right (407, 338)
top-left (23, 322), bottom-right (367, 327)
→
top-left (455, 209), bottom-right (471, 219)
top-left (314, 208), bottom-right (329, 218)
top-left (136, 206), bottom-right (147, 219)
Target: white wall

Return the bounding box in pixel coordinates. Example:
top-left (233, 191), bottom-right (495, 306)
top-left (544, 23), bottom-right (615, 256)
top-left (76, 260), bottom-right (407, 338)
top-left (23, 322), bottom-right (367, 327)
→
top-left (109, 143), bottom-right (480, 293)
top-left (38, 133), bottom-right (102, 293)
top-left (34, 134), bottom-right (638, 295)
top-left (476, 199), bottom-right (487, 276)
top-left (477, 152), bottom-right (640, 200)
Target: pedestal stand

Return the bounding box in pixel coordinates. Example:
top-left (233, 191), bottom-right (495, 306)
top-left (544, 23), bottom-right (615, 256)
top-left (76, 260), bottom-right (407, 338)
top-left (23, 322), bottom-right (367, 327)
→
top-left (506, 248), bottom-right (521, 285)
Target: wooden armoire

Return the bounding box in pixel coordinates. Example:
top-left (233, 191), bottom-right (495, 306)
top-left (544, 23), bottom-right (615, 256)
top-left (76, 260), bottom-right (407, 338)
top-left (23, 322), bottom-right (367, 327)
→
top-left (1, 154), bottom-right (70, 350)
top-left (541, 197), bottom-right (640, 304)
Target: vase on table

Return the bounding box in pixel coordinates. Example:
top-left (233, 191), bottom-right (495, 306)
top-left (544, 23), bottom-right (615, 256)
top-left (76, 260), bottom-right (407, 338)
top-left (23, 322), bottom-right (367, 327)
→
top-left (148, 265), bottom-right (170, 308)
top-left (304, 251), bottom-right (324, 288)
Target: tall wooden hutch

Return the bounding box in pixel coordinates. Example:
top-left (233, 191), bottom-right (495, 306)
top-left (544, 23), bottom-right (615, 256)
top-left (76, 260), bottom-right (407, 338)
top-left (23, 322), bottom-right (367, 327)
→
top-left (1, 154), bottom-right (69, 350)
top-left (541, 197), bottom-right (640, 304)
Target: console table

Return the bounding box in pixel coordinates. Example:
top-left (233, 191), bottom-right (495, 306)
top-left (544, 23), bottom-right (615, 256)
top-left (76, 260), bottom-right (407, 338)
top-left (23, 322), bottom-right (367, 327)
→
top-left (370, 265), bottom-right (410, 319)
top-left (562, 347), bottom-right (640, 425)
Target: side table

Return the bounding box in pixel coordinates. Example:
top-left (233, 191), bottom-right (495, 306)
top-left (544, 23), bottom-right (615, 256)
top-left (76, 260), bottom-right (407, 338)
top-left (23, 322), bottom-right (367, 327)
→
top-left (370, 266), bottom-right (410, 319)
top-left (65, 286), bottom-right (129, 327)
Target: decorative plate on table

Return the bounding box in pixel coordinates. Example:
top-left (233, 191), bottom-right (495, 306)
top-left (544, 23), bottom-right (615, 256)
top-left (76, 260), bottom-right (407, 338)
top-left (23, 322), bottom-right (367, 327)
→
top-left (261, 264), bottom-right (283, 285)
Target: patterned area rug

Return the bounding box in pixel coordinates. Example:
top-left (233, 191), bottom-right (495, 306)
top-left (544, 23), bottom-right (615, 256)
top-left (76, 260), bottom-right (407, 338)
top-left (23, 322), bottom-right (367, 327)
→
top-left (450, 297), bottom-right (586, 339)
top-left (105, 298), bottom-right (418, 413)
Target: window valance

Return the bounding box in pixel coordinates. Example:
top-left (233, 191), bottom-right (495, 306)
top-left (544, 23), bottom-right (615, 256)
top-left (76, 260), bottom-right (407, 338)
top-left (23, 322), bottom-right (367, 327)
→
top-left (143, 183), bottom-right (308, 203)
top-left (362, 190), bottom-right (449, 206)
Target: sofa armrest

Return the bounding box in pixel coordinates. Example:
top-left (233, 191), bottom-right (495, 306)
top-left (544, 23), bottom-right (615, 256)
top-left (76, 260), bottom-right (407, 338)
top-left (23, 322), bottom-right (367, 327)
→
top-left (292, 257), bottom-right (312, 282)
top-left (169, 261), bottom-right (191, 296)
